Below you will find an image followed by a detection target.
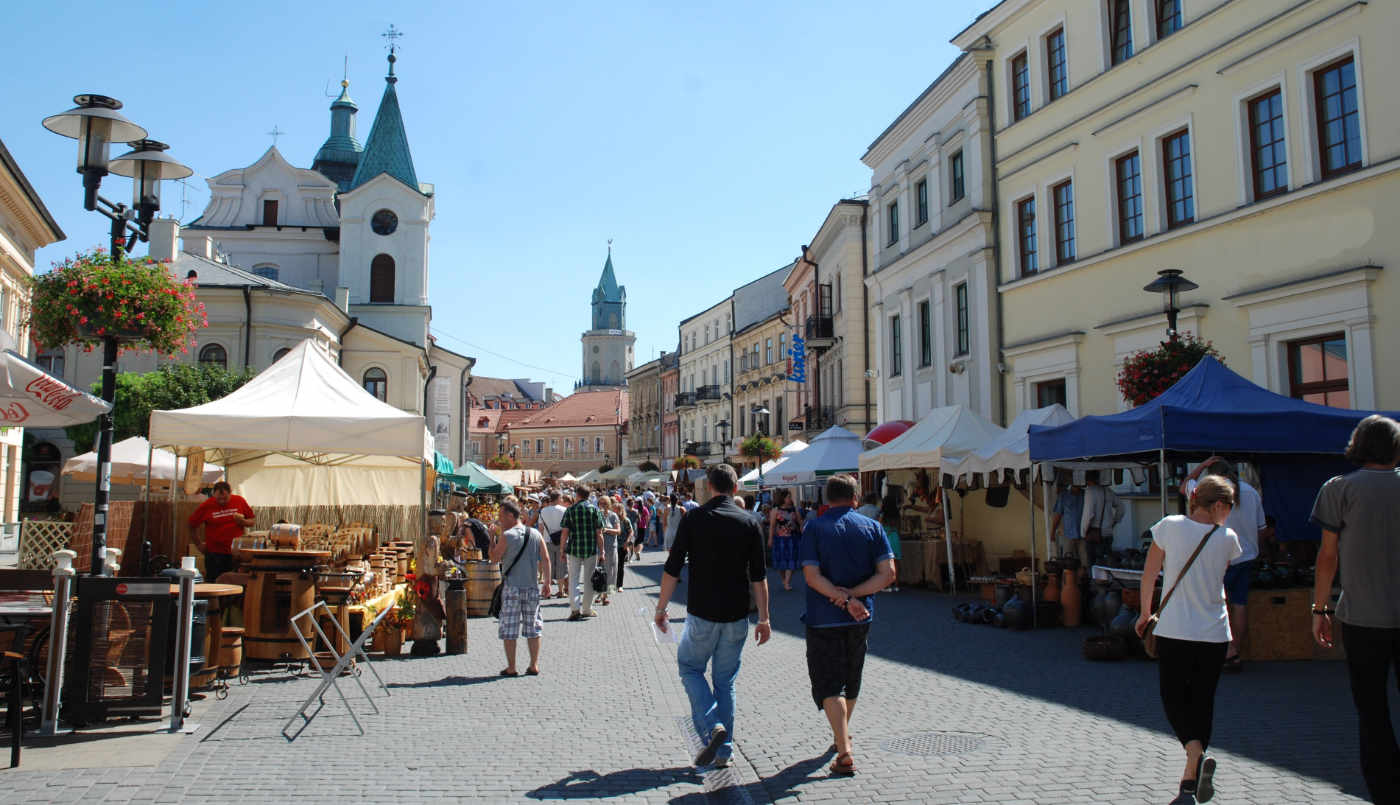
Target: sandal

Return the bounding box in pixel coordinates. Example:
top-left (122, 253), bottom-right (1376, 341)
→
top-left (499, 669), bottom-right (519, 677)
top-left (525, 668), bottom-right (540, 676)
top-left (829, 752), bottom-right (857, 776)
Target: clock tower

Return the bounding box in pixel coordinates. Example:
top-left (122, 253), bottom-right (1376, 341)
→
top-left (579, 247), bottom-right (635, 390)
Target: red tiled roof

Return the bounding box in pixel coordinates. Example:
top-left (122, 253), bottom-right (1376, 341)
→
top-left (506, 389), bottom-right (629, 431)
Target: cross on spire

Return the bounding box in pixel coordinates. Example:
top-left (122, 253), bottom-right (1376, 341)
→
top-left (382, 24), bottom-right (403, 81)
top-left (607, 237), bottom-right (613, 255)
top-left (267, 124), bottom-right (285, 146)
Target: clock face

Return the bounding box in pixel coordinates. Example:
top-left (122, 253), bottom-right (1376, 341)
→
top-left (371, 209), bottom-right (398, 236)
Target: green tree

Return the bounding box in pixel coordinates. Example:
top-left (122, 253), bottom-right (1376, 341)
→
top-left (638, 460), bottom-right (660, 473)
top-left (65, 364), bottom-right (256, 451)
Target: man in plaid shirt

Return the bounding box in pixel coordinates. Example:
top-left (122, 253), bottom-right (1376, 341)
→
top-left (561, 486), bottom-right (607, 620)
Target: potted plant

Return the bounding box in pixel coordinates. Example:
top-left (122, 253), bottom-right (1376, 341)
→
top-left (740, 434), bottom-right (781, 467)
top-left (672, 455), bottom-right (701, 470)
top-left (1116, 333), bottom-right (1223, 407)
top-left (27, 247), bottom-right (207, 357)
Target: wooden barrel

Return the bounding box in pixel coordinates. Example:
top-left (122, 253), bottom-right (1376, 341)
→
top-left (464, 561), bottom-right (501, 617)
top-left (220, 627), bottom-right (244, 674)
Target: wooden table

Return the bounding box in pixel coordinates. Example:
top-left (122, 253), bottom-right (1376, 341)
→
top-left (169, 583), bottom-right (244, 685)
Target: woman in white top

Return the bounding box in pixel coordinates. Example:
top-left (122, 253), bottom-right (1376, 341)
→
top-left (537, 490), bottom-right (570, 598)
top-left (1136, 475), bottom-right (1242, 804)
top-left (662, 494), bottom-right (684, 551)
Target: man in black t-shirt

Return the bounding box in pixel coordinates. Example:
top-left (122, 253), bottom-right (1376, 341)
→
top-left (655, 464), bottom-right (770, 769)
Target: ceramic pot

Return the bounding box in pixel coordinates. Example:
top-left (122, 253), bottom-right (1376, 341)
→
top-left (1101, 588), bottom-right (1123, 626)
top-left (1060, 570), bottom-right (1082, 627)
top-left (995, 583), bottom-right (1014, 607)
top-left (1003, 595), bottom-right (1032, 631)
top-left (1043, 571), bottom-right (1061, 603)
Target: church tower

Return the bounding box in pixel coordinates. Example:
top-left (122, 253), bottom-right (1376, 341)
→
top-left (579, 247), bottom-right (635, 389)
top-left (311, 79), bottom-right (363, 191)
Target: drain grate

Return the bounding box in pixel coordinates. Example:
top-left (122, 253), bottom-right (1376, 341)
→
top-left (879, 731), bottom-right (988, 757)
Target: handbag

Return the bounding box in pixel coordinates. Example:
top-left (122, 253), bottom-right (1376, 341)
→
top-left (1142, 524), bottom-right (1220, 658)
top-left (489, 529), bottom-right (535, 618)
top-left (591, 563), bottom-right (608, 593)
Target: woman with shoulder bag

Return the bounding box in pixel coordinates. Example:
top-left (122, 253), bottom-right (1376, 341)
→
top-left (1135, 475), bottom-right (1242, 804)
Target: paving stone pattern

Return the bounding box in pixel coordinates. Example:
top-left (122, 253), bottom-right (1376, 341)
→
top-left (1, 550), bottom-right (1382, 804)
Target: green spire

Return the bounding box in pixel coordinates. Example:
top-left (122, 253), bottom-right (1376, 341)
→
top-left (350, 51), bottom-right (419, 192)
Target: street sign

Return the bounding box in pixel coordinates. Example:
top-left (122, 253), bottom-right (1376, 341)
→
top-left (788, 334), bottom-right (806, 382)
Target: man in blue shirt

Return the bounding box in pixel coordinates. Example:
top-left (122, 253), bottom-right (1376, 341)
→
top-left (799, 474), bottom-right (895, 777)
top-left (1050, 482), bottom-right (1084, 570)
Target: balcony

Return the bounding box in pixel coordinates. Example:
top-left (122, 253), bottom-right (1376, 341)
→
top-left (696, 384), bottom-right (722, 402)
top-left (684, 441), bottom-right (715, 457)
top-left (674, 391), bottom-right (696, 408)
top-left (805, 315), bottom-right (835, 349)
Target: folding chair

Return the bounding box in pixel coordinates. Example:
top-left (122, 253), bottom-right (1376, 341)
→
top-left (281, 601), bottom-right (393, 739)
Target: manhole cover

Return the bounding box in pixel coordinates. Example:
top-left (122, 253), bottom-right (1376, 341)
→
top-left (879, 731), bottom-right (988, 757)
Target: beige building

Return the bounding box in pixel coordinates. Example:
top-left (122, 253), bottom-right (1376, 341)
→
top-left (803, 200), bottom-right (878, 436)
top-left (955, 0), bottom-right (1399, 418)
top-left (1, 140), bottom-right (66, 519)
top-left (677, 296), bottom-right (732, 464)
top-left (505, 389), bottom-right (628, 475)
top-left (733, 311), bottom-right (790, 469)
top-left (625, 357), bottom-right (663, 467)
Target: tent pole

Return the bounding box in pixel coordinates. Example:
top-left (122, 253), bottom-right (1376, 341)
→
top-left (420, 460), bottom-right (427, 547)
top-left (140, 442), bottom-right (154, 574)
top-left (1159, 448), bottom-right (1168, 519)
top-left (1028, 473), bottom-right (1037, 628)
top-left (941, 484), bottom-right (956, 594)
top-left (1042, 473), bottom-right (1053, 564)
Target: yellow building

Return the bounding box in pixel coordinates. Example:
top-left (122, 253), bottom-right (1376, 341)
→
top-left (953, 0), bottom-right (1398, 417)
top-left (732, 310), bottom-right (791, 470)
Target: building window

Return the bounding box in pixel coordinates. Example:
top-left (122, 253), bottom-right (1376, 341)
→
top-left (550, 438), bottom-right (559, 455)
top-left (1288, 333), bottom-right (1349, 407)
top-left (1157, 0), bottom-right (1182, 40)
top-left (1110, 0), bottom-right (1133, 66)
top-left (915, 179), bottom-right (929, 226)
top-left (1052, 180), bottom-right (1075, 264)
top-left (1314, 56), bottom-right (1362, 180)
top-left (1035, 378), bottom-right (1068, 408)
top-left (533, 439), bottom-right (543, 454)
top-left (273, 347), bottom-right (291, 363)
top-left (261, 199), bottom-right (278, 226)
top-left (1046, 28), bottom-right (1067, 102)
top-left (955, 283), bottom-right (970, 356)
top-left (595, 436), bottom-right (604, 454)
top-left (1010, 51), bottom-right (1030, 121)
top-left (1248, 89), bottom-right (1288, 200)
top-left (252, 265), bottom-right (279, 281)
top-left (1016, 196), bottom-right (1038, 276)
top-left (36, 353), bottom-right (64, 379)
top-left (1162, 129), bottom-right (1195, 228)
top-left (918, 300), bottom-right (932, 368)
top-left (889, 314), bottom-right (902, 377)
top-left (886, 200), bottom-right (899, 246)
top-left (580, 437), bottom-right (588, 453)
top-left (362, 367), bottom-right (387, 401)
top-left (1116, 151), bottom-right (1144, 243)
top-left (370, 254), bottom-right (395, 303)
top-left (198, 343), bottom-right (227, 369)
top-left (950, 151), bottom-right (965, 202)
top-left (779, 333), bottom-right (786, 365)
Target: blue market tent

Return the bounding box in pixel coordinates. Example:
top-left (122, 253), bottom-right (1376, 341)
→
top-left (1029, 357), bottom-right (1397, 541)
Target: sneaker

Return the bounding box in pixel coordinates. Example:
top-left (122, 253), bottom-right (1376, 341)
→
top-left (585, 611), bottom-right (598, 618)
top-left (712, 756), bottom-right (731, 769)
top-left (1196, 756), bottom-right (1216, 802)
top-left (694, 724), bottom-right (728, 767)
top-left (567, 612), bottom-right (582, 622)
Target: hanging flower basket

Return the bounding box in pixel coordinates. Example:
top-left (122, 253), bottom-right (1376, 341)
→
top-left (672, 455), bottom-right (700, 470)
top-left (26, 248), bottom-right (207, 357)
top-left (739, 434), bottom-right (781, 463)
top-left (1116, 332), bottom-right (1223, 407)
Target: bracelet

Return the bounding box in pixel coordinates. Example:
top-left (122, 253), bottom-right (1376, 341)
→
top-left (1311, 605), bottom-right (1335, 615)
top-left (757, 620), bottom-right (770, 625)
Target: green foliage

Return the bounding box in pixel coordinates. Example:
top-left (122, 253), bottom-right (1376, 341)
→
top-left (637, 460), bottom-right (661, 473)
top-left (740, 434), bottom-right (781, 462)
top-left (64, 364), bottom-right (255, 451)
top-left (598, 463), bottom-right (615, 473)
top-left (27, 248), bottom-right (207, 356)
top-left (1116, 333), bottom-right (1223, 407)
top-left (672, 456), bottom-right (700, 470)
top-left (486, 455), bottom-right (521, 470)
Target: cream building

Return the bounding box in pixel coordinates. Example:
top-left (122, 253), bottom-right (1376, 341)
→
top-left (625, 357), bottom-right (663, 467)
top-left (804, 200), bottom-right (880, 436)
top-left (731, 263), bottom-right (792, 466)
top-left (0, 140), bottom-right (66, 519)
top-left (953, 0), bottom-right (1399, 417)
top-left (677, 296), bottom-right (732, 464)
top-left (862, 54), bottom-right (1001, 425)
top-left (506, 389), bottom-right (628, 475)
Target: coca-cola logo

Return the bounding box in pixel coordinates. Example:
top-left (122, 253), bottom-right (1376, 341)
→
top-left (0, 402), bottom-right (28, 423)
top-left (25, 377), bottom-right (77, 411)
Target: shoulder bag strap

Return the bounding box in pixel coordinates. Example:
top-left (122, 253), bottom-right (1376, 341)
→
top-left (1154, 524), bottom-right (1220, 617)
top-left (503, 529), bottom-right (532, 578)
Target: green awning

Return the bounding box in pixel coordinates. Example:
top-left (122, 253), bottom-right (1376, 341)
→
top-left (434, 451), bottom-right (455, 475)
top-left (442, 461), bottom-right (513, 495)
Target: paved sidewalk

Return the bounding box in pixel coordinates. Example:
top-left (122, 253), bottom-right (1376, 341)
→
top-left (0, 549), bottom-right (1382, 804)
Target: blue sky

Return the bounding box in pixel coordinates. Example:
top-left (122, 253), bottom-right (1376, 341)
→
top-left (7, 0), bottom-right (969, 390)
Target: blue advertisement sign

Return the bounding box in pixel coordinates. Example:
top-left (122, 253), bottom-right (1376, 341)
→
top-left (787, 333), bottom-right (806, 383)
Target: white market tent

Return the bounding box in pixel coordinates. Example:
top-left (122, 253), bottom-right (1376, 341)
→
top-left (941, 405), bottom-right (1075, 486)
top-left (557, 472), bottom-right (578, 483)
top-left (575, 469), bottom-right (600, 484)
top-left (627, 471), bottom-right (668, 487)
top-left (600, 463), bottom-right (642, 483)
top-left (148, 339), bottom-right (434, 509)
top-left (769, 427), bottom-right (862, 486)
top-left (858, 405), bottom-right (1007, 473)
top-left (738, 439), bottom-right (808, 491)
top-left (63, 435), bottom-right (224, 489)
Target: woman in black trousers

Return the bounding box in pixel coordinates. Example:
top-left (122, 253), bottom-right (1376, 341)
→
top-left (1311, 414), bottom-right (1400, 804)
top-left (1137, 475), bottom-right (1243, 804)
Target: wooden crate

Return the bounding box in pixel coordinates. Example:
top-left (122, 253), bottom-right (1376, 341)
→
top-left (1244, 588), bottom-right (1316, 661)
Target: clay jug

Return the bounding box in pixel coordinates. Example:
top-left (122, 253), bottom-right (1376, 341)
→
top-left (1060, 569), bottom-right (1082, 627)
top-left (1043, 571), bottom-right (1061, 603)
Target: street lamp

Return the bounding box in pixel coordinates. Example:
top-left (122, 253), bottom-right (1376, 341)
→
top-left (1142, 269), bottom-right (1198, 337)
top-left (42, 94), bottom-right (191, 576)
top-left (754, 406), bottom-right (771, 498)
top-left (717, 419), bottom-right (731, 456)
top-left (496, 432), bottom-right (506, 456)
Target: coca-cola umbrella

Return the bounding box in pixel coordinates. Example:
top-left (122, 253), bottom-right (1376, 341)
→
top-left (0, 349), bottom-right (111, 427)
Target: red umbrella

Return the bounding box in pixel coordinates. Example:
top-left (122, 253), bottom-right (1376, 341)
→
top-left (864, 420), bottom-right (915, 449)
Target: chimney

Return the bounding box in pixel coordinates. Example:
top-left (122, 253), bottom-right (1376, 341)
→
top-left (334, 286), bottom-right (350, 313)
top-left (147, 217), bottom-right (180, 262)
top-left (181, 231), bottom-right (213, 259)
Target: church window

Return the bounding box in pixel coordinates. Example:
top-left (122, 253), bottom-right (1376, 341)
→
top-left (362, 367), bottom-right (388, 401)
top-left (370, 254), bottom-right (395, 303)
top-left (371, 209), bottom-right (398, 236)
top-left (273, 347), bottom-right (291, 363)
top-left (262, 200), bottom-right (278, 227)
top-left (198, 343), bottom-right (227, 369)
top-left (253, 264), bottom-right (279, 281)
top-left (610, 360), bottom-right (621, 382)
top-left (591, 361), bottom-right (601, 383)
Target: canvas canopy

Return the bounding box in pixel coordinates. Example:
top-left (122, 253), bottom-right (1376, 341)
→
top-left (600, 463), bottom-right (642, 482)
top-left (442, 461), bottom-right (513, 495)
top-left (738, 439), bottom-right (808, 490)
top-left (770, 427), bottom-right (862, 486)
top-left (941, 405), bottom-right (1075, 485)
top-left (0, 349), bottom-right (111, 427)
top-left (859, 405), bottom-right (1007, 473)
top-left (575, 469), bottom-right (600, 484)
top-left (627, 471), bottom-right (668, 487)
top-left (557, 473), bottom-right (578, 483)
top-left (63, 435), bottom-right (224, 488)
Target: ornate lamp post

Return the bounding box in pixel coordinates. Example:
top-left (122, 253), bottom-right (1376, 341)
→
top-left (42, 95), bottom-right (192, 575)
top-left (1142, 269), bottom-right (1198, 337)
top-left (716, 419), bottom-right (731, 461)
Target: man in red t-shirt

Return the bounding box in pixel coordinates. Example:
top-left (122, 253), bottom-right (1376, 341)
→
top-left (189, 481), bottom-right (254, 582)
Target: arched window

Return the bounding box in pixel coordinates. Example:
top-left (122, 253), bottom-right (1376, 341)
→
top-left (591, 361), bottom-right (601, 383)
top-left (610, 360), bottom-right (621, 383)
top-left (199, 343), bottom-right (227, 369)
top-left (272, 347), bottom-right (291, 363)
top-left (252, 264), bottom-right (279, 281)
top-left (363, 367), bottom-right (387, 401)
top-left (370, 254), bottom-right (395, 303)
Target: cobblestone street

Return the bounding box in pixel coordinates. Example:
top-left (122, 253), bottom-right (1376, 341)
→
top-left (1, 549), bottom-right (1382, 804)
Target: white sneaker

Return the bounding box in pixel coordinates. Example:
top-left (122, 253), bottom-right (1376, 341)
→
top-left (694, 725), bottom-right (728, 767)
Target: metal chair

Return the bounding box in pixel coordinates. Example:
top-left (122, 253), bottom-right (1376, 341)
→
top-left (280, 601), bottom-right (392, 739)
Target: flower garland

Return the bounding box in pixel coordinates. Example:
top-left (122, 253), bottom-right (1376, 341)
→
top-left (1116, 332), bottom-right (1223, 407)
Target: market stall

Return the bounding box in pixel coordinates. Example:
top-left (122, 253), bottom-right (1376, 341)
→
top-left (442, 462), bottom-right (514, 495)
top-left (737, 439), bottom-right (807, 491)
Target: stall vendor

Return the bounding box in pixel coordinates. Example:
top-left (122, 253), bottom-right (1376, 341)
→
top-left (189, 480), bottom-right (254, 582)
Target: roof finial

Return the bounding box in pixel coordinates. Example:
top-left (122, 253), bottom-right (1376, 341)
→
top-left (342, 53), bottom-right (349, 89)
top-left (607, 237), bottom-right (613, 255)
top-left (267, 124), bottom-right (285, 147)
top-left (383, 24), bottom-right (403, 84)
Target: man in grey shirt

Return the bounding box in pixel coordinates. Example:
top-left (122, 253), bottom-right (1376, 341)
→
top-left (491, 499), bottom-right (552, 677)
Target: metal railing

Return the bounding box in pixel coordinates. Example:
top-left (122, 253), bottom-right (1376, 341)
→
top-left (696, 385), bottom-right (722, 401)
top-left (674, 391), bottom-right (696, 408)
top-left (805, 315), bottom-right (834, 342)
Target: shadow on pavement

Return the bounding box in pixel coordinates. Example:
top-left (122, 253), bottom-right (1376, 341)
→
top-left (525, 766), bottom-right (700, 799)
top-left (386, 674), bottom-right (498, 689)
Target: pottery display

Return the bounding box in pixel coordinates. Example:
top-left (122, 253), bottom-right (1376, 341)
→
top-left (1060, 569), bottom-right (1081, 626)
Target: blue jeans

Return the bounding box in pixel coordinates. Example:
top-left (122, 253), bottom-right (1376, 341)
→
top-left (676, 614), bottom-right (748, 760)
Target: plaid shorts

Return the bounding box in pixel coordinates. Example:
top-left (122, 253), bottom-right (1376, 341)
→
top-left (498, 584), bottom-right (543, 640)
